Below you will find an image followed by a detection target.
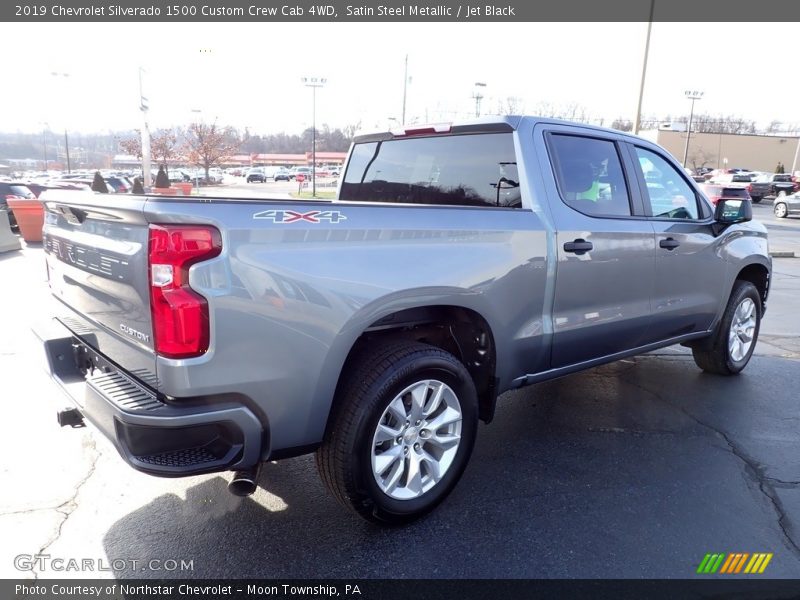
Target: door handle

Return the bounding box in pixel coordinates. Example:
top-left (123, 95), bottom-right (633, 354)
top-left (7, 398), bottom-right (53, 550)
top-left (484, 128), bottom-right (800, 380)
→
top-left (563, 239), bottom-right (593, 255)
top-left (659, 238), bottom-right (680, 250)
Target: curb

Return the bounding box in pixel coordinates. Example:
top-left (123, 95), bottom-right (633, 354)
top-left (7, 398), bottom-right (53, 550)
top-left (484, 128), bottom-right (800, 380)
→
top-left (769, 251), bottom-right (796, 258)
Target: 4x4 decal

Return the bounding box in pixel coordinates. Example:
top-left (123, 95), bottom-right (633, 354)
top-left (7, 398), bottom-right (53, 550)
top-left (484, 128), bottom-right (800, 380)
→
top-left (253, 209), bottom-right (347, 224)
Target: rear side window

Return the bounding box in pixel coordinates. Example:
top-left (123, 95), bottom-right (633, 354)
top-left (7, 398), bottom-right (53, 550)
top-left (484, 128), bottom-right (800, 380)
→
top-left (339, 133), bottom-right (521, 208)
top-left (548, 134), bottom-right (631, 217)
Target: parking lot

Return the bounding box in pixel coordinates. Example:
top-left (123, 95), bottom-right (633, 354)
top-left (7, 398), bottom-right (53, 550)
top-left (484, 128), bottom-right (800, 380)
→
top-left (0, 196), bottom-right (799, 579)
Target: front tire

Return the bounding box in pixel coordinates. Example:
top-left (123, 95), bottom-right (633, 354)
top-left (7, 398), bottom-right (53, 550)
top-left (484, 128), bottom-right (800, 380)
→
top-left (692, 281), bottom-right (761, 375)
top-left (774, 202), bottom-right (788, 218)
top-left (316, 340), bottom-right (478, 524)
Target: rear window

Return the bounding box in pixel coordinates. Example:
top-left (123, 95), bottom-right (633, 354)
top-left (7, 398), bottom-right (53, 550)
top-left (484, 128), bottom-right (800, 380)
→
top-left (731, 175), bottom-right (752, 182)
top-left (6, 185), bottom-right (35, 198)
top-left (721, 187), bottom-right (750, 199)
top-left (339, 133), bottom-right (521, 208)
top-left (774, 174), bottom-right (792, 182)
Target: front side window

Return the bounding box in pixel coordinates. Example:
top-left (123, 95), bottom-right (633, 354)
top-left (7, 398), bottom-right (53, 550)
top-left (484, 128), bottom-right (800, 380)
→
top-left (339, 133), bottom-right (521, 208)
top-left (548, 134), bottom-right (631, 217)
top-left (635, 147), bottom-right (700, 220)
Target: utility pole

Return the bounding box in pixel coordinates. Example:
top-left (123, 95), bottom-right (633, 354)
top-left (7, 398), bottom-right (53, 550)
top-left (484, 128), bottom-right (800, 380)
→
top-left (633, 0), bottom-right (655, 135)
top-left (139, 67), bottom-right (152, 191)
top-left (301, 76), bottom-right (327, 198)
top-left (401, 54), bottom-right (408, 125)
top-left (682, 90), bottom-right (704, 168)
top-left (51, 72), bottom-right (72, 173)
top-left (473, 82), bottom-right (487, 118)
top-left (42, 125), bottom-right (48, 171)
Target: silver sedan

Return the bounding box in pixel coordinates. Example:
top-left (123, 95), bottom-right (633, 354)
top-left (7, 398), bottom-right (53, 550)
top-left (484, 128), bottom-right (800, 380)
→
top-left (774, 192), bottom-right (800, 218)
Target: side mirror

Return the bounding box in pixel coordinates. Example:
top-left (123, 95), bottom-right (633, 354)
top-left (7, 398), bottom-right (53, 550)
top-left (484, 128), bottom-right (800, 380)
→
top-left (714, 198), bottom-right (752, 224)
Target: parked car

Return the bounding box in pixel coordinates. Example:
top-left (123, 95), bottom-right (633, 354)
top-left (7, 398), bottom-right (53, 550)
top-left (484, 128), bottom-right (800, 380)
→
top-left (699, 183), bottom-right (751, 206)
top-left (289, 166), bottom-right (313, 180)
top-left (247, 168), bottom-right (267, 183)
top-left (273, 168), bottom-right (292, 181)
top-left (773, 192), bottom-right (800, 218)
top-left (0, 182), bottom-right (37, 229)
top-left (769, 174), bottom-right (798, 197)
top-left (105, 177), bottom-right (132, 194)
top-left (207, 168), bottom-right (225, 183)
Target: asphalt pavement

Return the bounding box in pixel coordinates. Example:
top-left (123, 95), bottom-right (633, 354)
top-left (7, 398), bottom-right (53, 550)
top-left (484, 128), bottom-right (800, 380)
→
top-left (1, 199), bottom-right (799, 580)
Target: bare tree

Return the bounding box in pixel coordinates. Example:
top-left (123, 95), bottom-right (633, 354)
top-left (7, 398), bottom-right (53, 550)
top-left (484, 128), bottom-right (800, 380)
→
top-left (183, 121), bottom-right (239, 181)
top-left (150, 128), bottom-right (180, 170)
top-left (688, 148), bottom-right (716, 172)
top-left (341, 121), bottom-right (362, 141)
top-left (119, 133), bottom-right (142, 159)
top-left (531, 101), bottom-right (592, 124)
top-left (496, 96), bottom-right (524, 116)
top-left (611, 118), bottom-right (633, 132)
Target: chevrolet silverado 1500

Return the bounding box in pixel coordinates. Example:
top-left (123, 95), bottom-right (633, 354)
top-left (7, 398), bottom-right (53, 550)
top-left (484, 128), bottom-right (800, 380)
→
top-left (37, 117), bottom-right (770, 523)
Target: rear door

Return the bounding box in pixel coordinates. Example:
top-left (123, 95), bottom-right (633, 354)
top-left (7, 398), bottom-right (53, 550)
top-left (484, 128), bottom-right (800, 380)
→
top-left (624, 143), bottom-right (727, 342)
top-left (535, 125), bottom-right (656, 368)
top-left (42, 191), bottom-right (158, 388)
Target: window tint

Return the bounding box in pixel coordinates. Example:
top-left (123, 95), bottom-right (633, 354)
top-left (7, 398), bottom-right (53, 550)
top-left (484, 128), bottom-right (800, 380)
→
top-left (549, 134), bottom-right (631, 217)
top-left (634, 147), bottom-right (700, 219)
top-left (721, 187), bottom-right (750, 199)
top-left (7, 185), bottom-right (35, 198)
top-left (339, 133), bottom-right (521, 208)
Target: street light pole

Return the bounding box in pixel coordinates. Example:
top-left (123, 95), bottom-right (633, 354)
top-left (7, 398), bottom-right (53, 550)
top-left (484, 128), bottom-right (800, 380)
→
top-left (682, 90), bottom-right (704, 168)
top-left (301, 76), bottom-right (327, 198)
top-left (51, 72), bottom-right (72, 173)
top-left (139, 67), bottom-right (152, 191)
top-left (401, 54), bottom-right (408, 125)
top-left (42, 125), bottom-right (48, 171)
top-left (472, 82), bottom-right (487, 117)
top-left (633, 0), bottom-right (655, 134)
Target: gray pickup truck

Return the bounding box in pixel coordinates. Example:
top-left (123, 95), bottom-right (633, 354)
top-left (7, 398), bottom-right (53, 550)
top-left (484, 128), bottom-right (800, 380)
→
top-left (37, 117), bottom-right (770, 524)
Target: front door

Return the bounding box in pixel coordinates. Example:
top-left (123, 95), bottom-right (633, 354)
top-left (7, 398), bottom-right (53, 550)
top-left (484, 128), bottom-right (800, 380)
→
top-left (625, 144), bottom-right (726, 342)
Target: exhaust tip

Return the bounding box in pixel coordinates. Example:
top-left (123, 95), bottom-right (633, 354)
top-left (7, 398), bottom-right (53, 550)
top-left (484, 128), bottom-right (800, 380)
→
top-left (228, 467), bottom-right (261, 497)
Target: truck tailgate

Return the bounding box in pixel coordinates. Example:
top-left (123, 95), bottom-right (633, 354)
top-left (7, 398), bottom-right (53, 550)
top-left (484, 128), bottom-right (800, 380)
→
top-left (41, 190), bottom-right (157, 389)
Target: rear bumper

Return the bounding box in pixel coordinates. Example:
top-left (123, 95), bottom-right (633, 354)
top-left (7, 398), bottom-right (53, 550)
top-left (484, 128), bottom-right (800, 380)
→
top-left (34, 318), bottom-right (265, 477)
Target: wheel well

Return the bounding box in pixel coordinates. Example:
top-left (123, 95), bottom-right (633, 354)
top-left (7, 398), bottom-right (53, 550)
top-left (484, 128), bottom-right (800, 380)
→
top-left (338, 306), bottom-right (499, 423)
top-left (736, 263), bottom-right (770, 310)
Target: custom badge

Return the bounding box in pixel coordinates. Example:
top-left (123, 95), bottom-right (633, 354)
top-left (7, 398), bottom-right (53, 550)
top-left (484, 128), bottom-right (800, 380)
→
top-left (253, 210), bottom-right (347, 224)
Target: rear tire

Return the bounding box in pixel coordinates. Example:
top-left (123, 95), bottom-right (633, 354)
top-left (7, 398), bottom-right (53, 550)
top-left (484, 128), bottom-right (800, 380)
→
top-left (316, 340), bottom-right (478, 525)
top-left (692, 281), bottom-right (761, 375)
top-left (751, 197), bottom-right (761, 204)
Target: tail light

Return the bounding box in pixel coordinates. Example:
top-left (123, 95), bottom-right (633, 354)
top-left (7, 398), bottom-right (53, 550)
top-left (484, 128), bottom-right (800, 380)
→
top-left (747, 184), bottom-right (753, 192)
top-left (148, 224), bottom-right (222, 358)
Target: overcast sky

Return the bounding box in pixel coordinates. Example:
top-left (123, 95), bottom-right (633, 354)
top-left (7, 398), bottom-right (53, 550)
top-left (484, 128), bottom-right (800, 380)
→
top-left (4, 21), bottom-right (799, 136)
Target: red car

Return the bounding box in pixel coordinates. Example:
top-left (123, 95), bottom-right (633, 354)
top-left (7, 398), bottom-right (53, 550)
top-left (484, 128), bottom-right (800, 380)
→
top-left (699, 183), bottom-right (751, 206)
